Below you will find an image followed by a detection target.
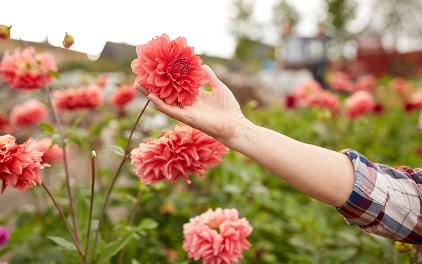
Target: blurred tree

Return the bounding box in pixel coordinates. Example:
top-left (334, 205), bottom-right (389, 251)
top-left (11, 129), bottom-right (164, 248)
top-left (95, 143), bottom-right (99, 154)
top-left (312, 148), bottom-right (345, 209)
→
top-left (229, 0), bottom-right (275, 70)
top-left (322, 0), bottom-right (357, 57)
top-left (271, 0), bottom-right (299, 29)
top-left (366, 0), bottom-right (422, 50)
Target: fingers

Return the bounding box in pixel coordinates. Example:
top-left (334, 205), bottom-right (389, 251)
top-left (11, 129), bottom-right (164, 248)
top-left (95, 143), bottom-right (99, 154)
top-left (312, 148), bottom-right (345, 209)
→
top-left (134, 82), bottom-right (149, 97)
top-left (202, 65), bottom-right (225, 90)
top-left (147, 93), bottom-right (184, 121)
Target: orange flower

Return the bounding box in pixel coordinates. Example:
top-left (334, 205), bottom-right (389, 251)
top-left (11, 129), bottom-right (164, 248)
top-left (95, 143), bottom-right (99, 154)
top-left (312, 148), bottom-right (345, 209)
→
top-left (110, 84), bottom-right (137, 109)
top-left (131, 34), bottom-right (208, 108)
top-left (53, 85), bottom-right (103, 111)
top-left (130, 124), bottom-right (228, 185)
top-left (9, 99), bottom-right (48, 127)
top-left (0, 135), bottom-right (49, 194)
top-left (0, 47), bottom-right (57, 91)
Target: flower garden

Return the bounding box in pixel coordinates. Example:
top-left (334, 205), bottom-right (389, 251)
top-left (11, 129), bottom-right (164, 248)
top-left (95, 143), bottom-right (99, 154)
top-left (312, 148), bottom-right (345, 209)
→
top-left (0, 27), bottom-right (421, 264)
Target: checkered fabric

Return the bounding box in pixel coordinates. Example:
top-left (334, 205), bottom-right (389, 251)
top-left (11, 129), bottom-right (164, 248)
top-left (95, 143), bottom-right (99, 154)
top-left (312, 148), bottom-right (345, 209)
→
top-left (336, 149), bottom-right (422, 244)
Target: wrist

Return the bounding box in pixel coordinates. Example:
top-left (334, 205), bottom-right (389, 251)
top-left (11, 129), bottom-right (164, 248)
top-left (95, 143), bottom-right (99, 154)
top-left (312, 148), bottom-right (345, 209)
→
top-left (223, 117), bottom-right (256, 154)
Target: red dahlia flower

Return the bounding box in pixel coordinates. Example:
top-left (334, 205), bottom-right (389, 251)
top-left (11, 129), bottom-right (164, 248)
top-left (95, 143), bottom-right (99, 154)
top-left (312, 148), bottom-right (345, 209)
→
top-left (53, 85), bottom-right (103, 111)
top-left (110, 84), bottom-right (137, 109)
top-left (9, 99), bottom-right (48, 127)
top-left (30, 138), bottom-right (64, 163)
top-left (130, 124), bottom-right (228, 185)
top-left (389, 77), bottom-right (411, 96)
top-left (0, 135), bottom-right (49, 194)
top-left (0, 47), bottom-right (57, 91)
top-left (183, 208), bottom-right (253, 264)
top-left (344, 91), bottom-right (375, 119)
top-left (131, 33), bottom-right (208, 108)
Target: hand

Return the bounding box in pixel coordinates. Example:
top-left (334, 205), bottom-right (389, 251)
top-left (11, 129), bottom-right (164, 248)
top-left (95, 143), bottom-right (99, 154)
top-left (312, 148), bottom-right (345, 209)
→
top-left (134, 65), bottom-right (245, 146)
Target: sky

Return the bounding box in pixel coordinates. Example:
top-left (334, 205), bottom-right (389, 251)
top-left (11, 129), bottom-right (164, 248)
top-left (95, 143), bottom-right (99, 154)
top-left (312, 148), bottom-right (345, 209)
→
top-left (1, 0), bottom-right (332, 60)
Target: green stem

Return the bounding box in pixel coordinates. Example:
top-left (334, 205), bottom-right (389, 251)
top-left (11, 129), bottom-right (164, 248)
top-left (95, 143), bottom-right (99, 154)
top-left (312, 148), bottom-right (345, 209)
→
top-left (117, 187), bottom-right (143, 264)
top-left (42, 183), bottom-right (85, 261)
top-left (84, 151), bottom-right (97, 263)
top-left (90, 100), bottom-right (150, 263)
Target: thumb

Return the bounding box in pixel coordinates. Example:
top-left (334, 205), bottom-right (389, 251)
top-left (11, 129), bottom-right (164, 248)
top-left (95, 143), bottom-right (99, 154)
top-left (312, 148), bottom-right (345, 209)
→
top-left (202, 65), bottom-right (225, 90)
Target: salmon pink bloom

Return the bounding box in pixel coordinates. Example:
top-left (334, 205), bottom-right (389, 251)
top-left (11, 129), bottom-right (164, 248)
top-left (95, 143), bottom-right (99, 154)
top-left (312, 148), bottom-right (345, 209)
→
top-left (293, 79), bottom-right (323, 105)
top-left (0, 135), bottom-right (49, 194)
top-left (131, 33), bottom-right (208, 108)
top-left (110, 84), bottom-right (137, 109)
top-left (130, 124), bottom-right (228, 185)
top-left (405, 89), bottom-right (422, 111)
top-left (54, 85), bottom-right (103, 111)
top-left (355, 74), bottom-right (377, 92)
top-left (0, 226), bottom-right (9, 246)
top-left (389, 77), bottom-right (411, 96)
top-left (183, 208), bottom-right (253, 264)
top-left (9, 99), bottom-right (48, 127)
top-left (0, 113), bottom-right (14, 134)
top-left (30, 138), bottom-right (64, 163)
top-left (306, 90), bottom-right (340, 111)
top-left (0, 47), bottom-right (57, 91)
top-left (344, 91), bottom-right (375, 119)
top-left (328, 71), bottom-right (355, 93)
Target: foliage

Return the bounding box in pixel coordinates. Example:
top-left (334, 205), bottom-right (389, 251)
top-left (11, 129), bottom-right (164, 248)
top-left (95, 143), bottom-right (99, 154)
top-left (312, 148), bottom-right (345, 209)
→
top-left (1, 70), bottom-right (421, 263)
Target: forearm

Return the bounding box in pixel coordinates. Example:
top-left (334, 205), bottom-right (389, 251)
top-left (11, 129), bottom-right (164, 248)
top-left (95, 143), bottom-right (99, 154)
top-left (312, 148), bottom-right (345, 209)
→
top-left (227, 118), bottom-right (355, 207)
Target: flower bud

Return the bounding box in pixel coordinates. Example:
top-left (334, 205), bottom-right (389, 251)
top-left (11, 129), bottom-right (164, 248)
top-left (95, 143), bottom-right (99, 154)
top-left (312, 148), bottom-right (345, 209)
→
top-left (394, 241), bottom-right (414, 253)
top-left (62, 32), bottom-right (74, 49)
top-left (0, 25), bottom-right (11, 40)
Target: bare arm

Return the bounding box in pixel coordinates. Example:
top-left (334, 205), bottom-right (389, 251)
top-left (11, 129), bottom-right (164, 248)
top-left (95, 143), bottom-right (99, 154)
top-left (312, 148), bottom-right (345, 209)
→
top-left (135, 65), bottom-right (355, 207)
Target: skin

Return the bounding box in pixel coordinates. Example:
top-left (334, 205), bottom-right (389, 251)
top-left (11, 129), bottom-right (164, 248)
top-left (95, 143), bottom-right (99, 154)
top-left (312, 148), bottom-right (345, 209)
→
top-left (135, 65), bottom-right (355, 207)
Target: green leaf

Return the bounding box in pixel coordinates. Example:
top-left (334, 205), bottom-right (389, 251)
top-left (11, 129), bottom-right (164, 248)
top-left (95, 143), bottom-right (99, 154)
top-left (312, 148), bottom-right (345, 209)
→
top-left (39, 122), bottom-right (55, 134)
top-left (72, 112), bottom-right (85, 129)
top-left (47, 236), bottom-right (77, 253)
top-left (106, 145), bottom-right (125, 156)
top-left (137, 218), bottom-right (158, 230)
top-left (96, 232), bottom-right (134, 264)
top-left (47, 70), bottom-right (60, 79)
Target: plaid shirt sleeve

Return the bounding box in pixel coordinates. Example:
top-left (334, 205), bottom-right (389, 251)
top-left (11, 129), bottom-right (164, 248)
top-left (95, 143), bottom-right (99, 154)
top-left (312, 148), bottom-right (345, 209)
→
top-left (335, 149), bottom-right (422, 244)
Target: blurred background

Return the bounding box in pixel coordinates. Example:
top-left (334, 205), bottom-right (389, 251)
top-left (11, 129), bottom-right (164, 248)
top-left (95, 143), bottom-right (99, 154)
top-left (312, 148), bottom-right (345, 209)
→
top-left (1, 0), bottom-right (422, 263)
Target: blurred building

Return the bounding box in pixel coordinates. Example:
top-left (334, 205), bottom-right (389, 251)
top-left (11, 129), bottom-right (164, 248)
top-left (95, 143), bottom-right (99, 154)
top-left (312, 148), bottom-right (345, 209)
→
top-left (355, 34), bottom-right (422, 77)
top-left (0, 38), bottom-right (89, 66)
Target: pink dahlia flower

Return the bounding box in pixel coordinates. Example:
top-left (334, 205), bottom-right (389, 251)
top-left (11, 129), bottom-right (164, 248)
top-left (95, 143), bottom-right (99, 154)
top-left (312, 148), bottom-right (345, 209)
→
top-left (405, 89), bottom-right (422, 111)
top-left (328, 71), bottom-right (355, 93)
top-left (9, 99), bottom-right (48, 127)
top-left (355, 74), bottom-right (377, 92)
top-left (293, 79), bottom-right (323, 105)
top-left (344, 91), bottom-right (375, 119)
top-left (110, 84), bottom-right (137, 109)
top-left (0, 226), bottom-right (9, 246)
top-left (130, 124), bottom-right (228, 185)
top-left (54, 85), bottom-right (103, 111)
top-left (0, 135), bottom-right (49, 194)
top-left (0, 47), bottom-right (57, 91)
top-left (0, 113), bottom-right (14, 134)
top-left (131, 33), bottom-right (208, 108)
top-left (183, 208), bottom-right (253, 264)
top-left (306, 90), bottom-right (340, 111)
top-left (30, 138), bottom-right (64, 163)
top-left (389, 77), bottom-right (411, 96)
